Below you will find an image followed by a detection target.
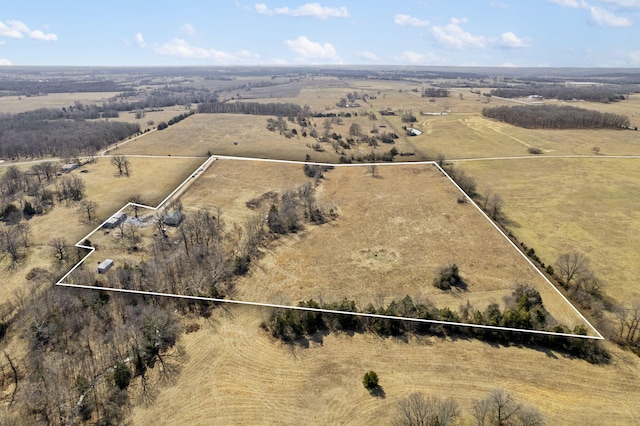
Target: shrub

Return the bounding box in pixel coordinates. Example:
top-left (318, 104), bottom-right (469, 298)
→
top-left (363, 371), bottom-right (379, 390)
top-left (433, 264), bottom-right (464, 290)
top-left (528, 147), bottom-right (543, 154)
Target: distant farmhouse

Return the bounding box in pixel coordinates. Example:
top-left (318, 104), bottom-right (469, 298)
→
top-left (406, 128), bottom-right (422, 136)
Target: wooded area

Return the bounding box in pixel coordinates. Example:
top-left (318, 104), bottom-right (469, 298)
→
top-left (490, 85), bottom-right (630, 103)
top-left (482, 105), bottom-right (631, 129)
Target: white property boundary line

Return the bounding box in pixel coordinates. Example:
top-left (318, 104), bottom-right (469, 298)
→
top-left (56, 155), bottom-right (603, 340)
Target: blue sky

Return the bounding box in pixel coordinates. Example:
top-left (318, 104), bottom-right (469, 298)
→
top-left (1, 0), bottom-right (640, 67)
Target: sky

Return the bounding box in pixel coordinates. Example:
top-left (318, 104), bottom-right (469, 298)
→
top-left (1, 0), bottom-right (640, 68)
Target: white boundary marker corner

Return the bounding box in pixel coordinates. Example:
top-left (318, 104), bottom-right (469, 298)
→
top-left (56, 155), bottom-right (603, 341)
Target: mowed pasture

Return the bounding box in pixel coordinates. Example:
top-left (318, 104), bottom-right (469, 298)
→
top-left (458, 157), bottom-right (640, 306)
top-left (0, 156), bottom-right (203, 306)
top-left (0, 92), bottom-right (120, 114)
top-left (129, 306), bottom-right (640, 426)
top-left (179, 160), bottom-right (591, 333)
top-left (114, 113), bottom-right (413, 163)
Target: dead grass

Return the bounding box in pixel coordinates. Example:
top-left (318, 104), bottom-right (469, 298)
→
top-left (0, 92), bottom-right (120, 114)
top-left (458, 157), bottom-right (640, 306)
top-left (177, 160), bottom-right (591, 332)
top-left (129, 305), bottom-right (640, 425)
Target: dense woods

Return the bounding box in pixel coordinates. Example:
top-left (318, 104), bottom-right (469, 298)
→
top-left (0, 111), bottom-right (140, 159)
top-left (422, 88), bottom-right (450, 98)
top-left (482, 105), bottom-right (630, 129)
top-left (490, 85), bottom-right (629, 103)
top-left (197, 101), bottom-right (305, 117)
top-left (0, 79), bottom-right (125, 96)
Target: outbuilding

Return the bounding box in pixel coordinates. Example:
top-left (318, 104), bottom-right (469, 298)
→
top-left (98, 259), bottom-right (114, 274)
top-left (61, 163), bottom-right (79, 173)
top-left (162, 211), bottom-right (184, 227)
top-left (103, 212), bottom-right (127, 229)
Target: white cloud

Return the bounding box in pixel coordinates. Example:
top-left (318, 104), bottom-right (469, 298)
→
top-left (394, 14), bottom-right (429, 27)
top-left (432, 19), bottom-right (486, 49)
top-left (180, 23), bottom-right (196, 36)
top-left (155, 38), bottom-right (243, 63)
top-left (550, 0), bottom-right (636, 26)
top-left (0, 20), bottom-right (57, 41)
top-left (135, 33), bottom-right (146, 48)
top-left (629, 50), bottom-right (640, 64)
top-left (597, 0), bottom-right (640, 7)
top-left (450, 17), bottom-right (469, 25)
top-left (396, 50), bottom-right (429, 64)
top-left (356, 50), bottom-right (380, 61)
top-left (0, 58), bottom-right (12, 65)
top-left (255, 3), bottom-right (349, 18)
top-left (285, 35), bottom-right (339, 60)
top-left (587, 5), bottom-right (632, 25)
top-left (394, 50), bottom-right (446, 65)
top-left (496, 31), bottom-right (530, 47)
top-left (549, 0), bottom-right (582, 7)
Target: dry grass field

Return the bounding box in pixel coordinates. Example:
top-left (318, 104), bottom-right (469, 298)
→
top-left (0, 92), bottom-right (120, 114)
top-left (5, 74), bottom-right (640, 425)
top-left (114, 114), bottom-right (343, 162)
top-left (458, 157), bottom-right (640, 306)
top-left (129, 305), bottom-right (640, 426)
top-left (113, 113), bottom-right (419, 162)
top-left (178, 160), bottom-right (591, 332)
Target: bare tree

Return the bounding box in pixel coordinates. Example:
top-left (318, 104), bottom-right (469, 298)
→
top-left (77, 200), bottom-right (99, 224)
top-left (128, 194), bottom-right (145, 219)
top-left (111, 155), bottom-right (131, 177)
top-left (395, 392), bottom-right (460, 426)
top-left (48, 237), bottom-right (68, 261)
top-left (555, 252), bottom-right (590, 286)
top-left (615, 301), bottom-right (640, 343)
top-left (349, 123), bottom-right (361, 136)
top-left (472, 389), bottom-right (544, 426)
top-left (486, 193), bottom-right (504, 220)
top-left (367, 164), bottom-right (379, 178)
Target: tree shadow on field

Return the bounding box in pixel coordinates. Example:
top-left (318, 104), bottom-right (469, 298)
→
top-left (369, 385), bottom-right (386, 399)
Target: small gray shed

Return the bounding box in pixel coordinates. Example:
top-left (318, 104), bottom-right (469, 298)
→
top-left (98, 259), bottom-right (114, 274)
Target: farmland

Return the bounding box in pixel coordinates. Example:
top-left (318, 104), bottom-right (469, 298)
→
top-left (1, 67), bottom-right (640, 425)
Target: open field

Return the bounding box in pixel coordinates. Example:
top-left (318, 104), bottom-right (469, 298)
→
top-left (458, 157), bottom-right (640, 306)
top-left (129, 305), bottom-right (640, 426)
top-left (177, 160), bottom-right (591, 332)
top-left (115, 113), bottom-right (349, 162)
top-left (0, 92), bottom-right (120, 114)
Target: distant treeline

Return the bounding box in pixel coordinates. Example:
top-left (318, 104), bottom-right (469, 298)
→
top-left (0, 112), bottom-right (140, 159)
top-left (482, 105), bottom-right (630, 129)
top-left (422, 88), bottom-right (450, 98)
top-left (490, 85), bottom-right (627, 103)
top-left (263, 285), bottom-right (609, 364)
top-left (0, 80), bottom-right (124, 96)
top-left (197, 101), bottom-right (304, 117)
top-left (105, 88), bottom-right (218, 111)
